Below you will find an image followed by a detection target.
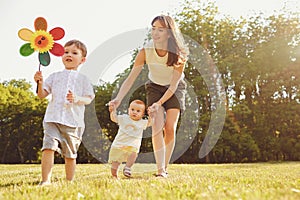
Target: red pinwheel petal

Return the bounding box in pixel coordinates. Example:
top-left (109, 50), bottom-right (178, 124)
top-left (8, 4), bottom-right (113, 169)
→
top-left (50, 43), bottom-right (64, 56)
top-left (34, 17), bottom-right (47, 31)
top-left (49, 27), bottom-right (65, 40)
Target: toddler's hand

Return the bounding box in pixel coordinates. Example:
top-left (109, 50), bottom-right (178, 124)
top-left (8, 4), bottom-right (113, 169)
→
top-left (108, 103), bottom-right (115, 112)
top-left (108, 99), bottom-right (121, 110)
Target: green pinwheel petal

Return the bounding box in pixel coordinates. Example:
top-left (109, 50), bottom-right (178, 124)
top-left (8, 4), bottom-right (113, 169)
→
top-left (20, 43), bottom-right (34, 56)
top-left (39, 52), bottom-right (51, 66)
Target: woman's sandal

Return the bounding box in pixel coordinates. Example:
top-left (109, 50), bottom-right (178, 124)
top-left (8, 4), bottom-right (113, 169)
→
top-left (123, 167), bottom-right (132, 178)
top-left (154, 172), bottom-right (168, 178)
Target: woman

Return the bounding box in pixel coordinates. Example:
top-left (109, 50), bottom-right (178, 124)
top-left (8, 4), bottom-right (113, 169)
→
top-left (109, 15), bottom-right (188, 177)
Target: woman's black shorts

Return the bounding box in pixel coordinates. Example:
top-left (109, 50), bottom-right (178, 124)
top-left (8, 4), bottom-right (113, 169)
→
top-left (145, 79), bottom-right (186, 112)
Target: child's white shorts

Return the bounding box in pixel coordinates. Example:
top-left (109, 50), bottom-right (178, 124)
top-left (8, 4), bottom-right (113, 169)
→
top-left (42, 122), bottom-right (84, 159)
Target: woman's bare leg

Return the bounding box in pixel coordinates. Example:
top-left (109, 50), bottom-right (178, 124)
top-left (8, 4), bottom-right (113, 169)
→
top-left (151, 106), bottom-right (166, 174)
top-left (164, 109), bottom-right (180, 170)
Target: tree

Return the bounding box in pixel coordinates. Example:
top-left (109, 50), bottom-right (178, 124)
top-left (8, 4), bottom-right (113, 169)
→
top-left (0, 79), bottom-right (47, 163)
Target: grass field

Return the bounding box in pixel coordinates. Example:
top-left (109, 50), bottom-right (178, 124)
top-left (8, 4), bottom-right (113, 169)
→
top-left (0, 162), bottom-right (299, 200)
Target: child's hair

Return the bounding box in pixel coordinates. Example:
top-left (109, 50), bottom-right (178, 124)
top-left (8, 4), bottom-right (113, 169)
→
top-left (64, 39), bottom-right (87, 57)
top-left (130, 99), bottom-right (146, 111)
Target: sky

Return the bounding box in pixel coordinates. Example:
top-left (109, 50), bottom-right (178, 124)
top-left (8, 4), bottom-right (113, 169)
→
top-left (1, 0), bottom-right (299, 87)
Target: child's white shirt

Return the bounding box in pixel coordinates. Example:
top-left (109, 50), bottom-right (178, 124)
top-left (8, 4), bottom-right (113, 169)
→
top-left (43, 69), bottom-right (95, 127)
top-left (111, 114), bottom-right (148, 152)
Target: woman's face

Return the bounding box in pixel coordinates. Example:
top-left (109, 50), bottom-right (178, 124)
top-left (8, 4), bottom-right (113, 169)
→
top-left (151, 20), bottom-right (169, 45)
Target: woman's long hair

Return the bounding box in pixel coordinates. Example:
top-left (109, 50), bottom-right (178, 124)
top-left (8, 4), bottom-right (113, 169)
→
top-left (151, 15), bottom-right (189, 66)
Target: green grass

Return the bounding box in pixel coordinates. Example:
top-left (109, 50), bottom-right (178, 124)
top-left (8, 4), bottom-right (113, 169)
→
top-left (0, 162), bottom-right (299, 200)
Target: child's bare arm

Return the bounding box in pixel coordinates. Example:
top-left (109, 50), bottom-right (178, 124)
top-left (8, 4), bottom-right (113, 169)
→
top-left (67, 90), bottom-right (93, 105)
top-left (146, 116), bottom-right (152, 127)
top-left (109, 104), bottom-right (118, 123)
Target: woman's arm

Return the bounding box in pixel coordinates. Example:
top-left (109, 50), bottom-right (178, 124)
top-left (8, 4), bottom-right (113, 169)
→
top-left (153, 61), bottom-right (185, 108)
top-left (110, 49), bottom-right (146, 108)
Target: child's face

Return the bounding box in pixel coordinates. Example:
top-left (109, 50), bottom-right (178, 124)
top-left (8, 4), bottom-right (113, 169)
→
top-left (62, 44), bottom-right (86, 70)
top-left (128, 102), bottom-right (145, 121)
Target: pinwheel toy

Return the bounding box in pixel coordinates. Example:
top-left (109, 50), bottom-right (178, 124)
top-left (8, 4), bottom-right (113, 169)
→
top-left (18, 17), bottom-right (65, 91)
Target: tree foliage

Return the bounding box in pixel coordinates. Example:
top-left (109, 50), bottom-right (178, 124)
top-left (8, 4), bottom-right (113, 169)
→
top-left (1, 0), bottom-right (300, 163)
top-left (0, 79), bottom-right (47, 163)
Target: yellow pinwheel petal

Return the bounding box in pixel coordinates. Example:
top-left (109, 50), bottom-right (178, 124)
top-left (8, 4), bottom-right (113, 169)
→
top-left (18, 28), bottom-right (33, 41)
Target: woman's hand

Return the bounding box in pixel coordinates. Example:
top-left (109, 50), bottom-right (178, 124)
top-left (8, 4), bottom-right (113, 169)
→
top-left (174, 55), bottom-right (186, 68)
top-left (147, 102), bottom-right (161, 114)
top-left (108, 99), bottom-right (121, 110)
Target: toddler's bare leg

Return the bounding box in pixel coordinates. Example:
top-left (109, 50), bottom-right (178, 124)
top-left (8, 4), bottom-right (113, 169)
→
top-left (125, 152), bottom-right (137, 168)
top-left (111, 161), bottom-right (120, 178)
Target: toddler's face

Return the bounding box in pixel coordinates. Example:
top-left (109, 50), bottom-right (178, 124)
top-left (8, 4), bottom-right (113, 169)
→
top-left (128, 102), bottom-right (145, 121)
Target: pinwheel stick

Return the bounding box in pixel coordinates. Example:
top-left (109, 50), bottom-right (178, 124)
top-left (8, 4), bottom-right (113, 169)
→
top-left (36, 63), bottom-right (41, 93)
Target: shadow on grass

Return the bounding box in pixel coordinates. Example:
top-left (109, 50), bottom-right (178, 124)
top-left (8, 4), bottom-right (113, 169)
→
top-left (0, 180), bottom-right (40, 188)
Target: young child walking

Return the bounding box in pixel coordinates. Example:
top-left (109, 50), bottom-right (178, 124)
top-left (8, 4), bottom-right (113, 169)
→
top-left (34, 39), bottom-right (95, 186)
top-left (108, 99), bottom-right (151, 179)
